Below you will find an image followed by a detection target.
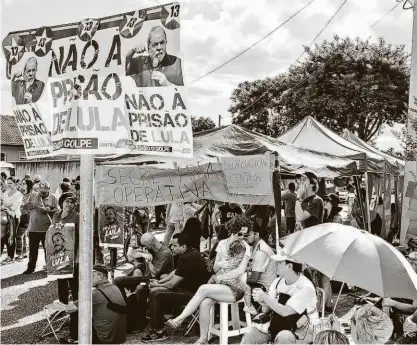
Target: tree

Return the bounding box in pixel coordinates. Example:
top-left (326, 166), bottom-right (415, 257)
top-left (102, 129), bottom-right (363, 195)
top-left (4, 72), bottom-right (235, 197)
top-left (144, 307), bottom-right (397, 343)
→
top-left (230, 36), bottom-right (410, 141)
top-left (191, 116), bottom-right (216, 133)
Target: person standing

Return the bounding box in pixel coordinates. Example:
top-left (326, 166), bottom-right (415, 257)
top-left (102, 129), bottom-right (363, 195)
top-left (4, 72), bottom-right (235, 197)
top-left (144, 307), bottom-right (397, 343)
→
top-left (1, 177), bottom-right (23, 263)
top-left (323, 194), bottom-right (343, 224)
top-left (295, 172), bottom-right (324, 229)
top-left (22, 181), bottom-right (59, 274)
top-left (15, 179), bottom-right (34, 260)
top-left (164, 202), bottom-right (184, 246)
top-left (281, 182), bottom-right (297, 234)
top-left (153, 205), bottom-right (166, 229)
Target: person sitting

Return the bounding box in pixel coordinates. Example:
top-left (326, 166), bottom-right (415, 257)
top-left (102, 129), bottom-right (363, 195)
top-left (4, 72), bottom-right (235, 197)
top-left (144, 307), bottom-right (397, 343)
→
top-left (245, 223), bottom-right (277, 292)
top-left (65, 264), bottom-right (126, 344)
top-left (351, 305), bottom-right (393, 344)
top-left (314, 330), bottom-right (349, 344)
top-left (114, 232), bottom-right (173, 301)
top-left (395, 308), bottom-right (417, 343)
top-left (134, 233), bottom-right (174, 328)
top-left (165, 214), bottom-right (252, 345)
top-left (241, 250), bottom-right (318, 344)
top-left (140, 233), bottom-right (209, 341)
top-left (204, 239), bottom-right (257, 315)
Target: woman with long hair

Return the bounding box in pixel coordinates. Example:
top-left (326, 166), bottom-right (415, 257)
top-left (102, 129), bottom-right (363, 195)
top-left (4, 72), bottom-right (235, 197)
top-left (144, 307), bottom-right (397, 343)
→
top-left (15, 179), bottom-right (34, 260)
top-left (166, 215), bottom-right (252, 344)
top-left (1, 177), bottom-right (23, 263)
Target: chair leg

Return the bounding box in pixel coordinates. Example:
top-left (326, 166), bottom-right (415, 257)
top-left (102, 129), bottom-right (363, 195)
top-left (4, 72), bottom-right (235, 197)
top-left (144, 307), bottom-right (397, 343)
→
top-left (230, 303), bottom-right (240, 330)
top-left (219, 303), bottom-right (229, 345)
top-left (184, 311), bottom-right (199, 336)
top-left (208, 305), bottom-right (214, 341)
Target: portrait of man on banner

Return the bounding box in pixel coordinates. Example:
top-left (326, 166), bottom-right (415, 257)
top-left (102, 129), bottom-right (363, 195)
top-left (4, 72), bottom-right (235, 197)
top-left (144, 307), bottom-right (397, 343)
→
top-left (45, 223), bottom-right (75, 278)
top-left (11, 56), bottom-right (45, 105)
top-left (99, 205), bottom-right (125, 248)
top-left (125, 25), bottom-right (183, 87)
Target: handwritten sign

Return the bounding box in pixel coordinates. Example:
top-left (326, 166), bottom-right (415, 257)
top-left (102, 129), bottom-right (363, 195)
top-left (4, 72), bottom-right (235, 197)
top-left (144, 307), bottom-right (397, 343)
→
top-left (95, 162), bottom-right (275, 207)
top-left (220, 155), bottom-right (273, 195)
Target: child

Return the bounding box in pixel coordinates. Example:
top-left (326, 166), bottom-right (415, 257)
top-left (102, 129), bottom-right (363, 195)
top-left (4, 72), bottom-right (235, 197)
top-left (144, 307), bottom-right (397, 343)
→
top-left (208, 239), bottom-right (257, 315)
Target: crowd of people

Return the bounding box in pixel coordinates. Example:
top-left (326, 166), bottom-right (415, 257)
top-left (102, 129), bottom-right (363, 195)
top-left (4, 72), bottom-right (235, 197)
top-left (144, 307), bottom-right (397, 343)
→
top-left (0, 169), bottom-right (412, 344)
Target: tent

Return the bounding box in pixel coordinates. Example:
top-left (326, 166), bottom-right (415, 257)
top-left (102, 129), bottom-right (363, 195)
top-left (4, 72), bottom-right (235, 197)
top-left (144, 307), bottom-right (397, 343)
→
top-left (277, 116), bottom-right (402, 175)
top-left (341, 129), bottom-right (405, 170)
top-left (98, 124), bottom-right (358, 177)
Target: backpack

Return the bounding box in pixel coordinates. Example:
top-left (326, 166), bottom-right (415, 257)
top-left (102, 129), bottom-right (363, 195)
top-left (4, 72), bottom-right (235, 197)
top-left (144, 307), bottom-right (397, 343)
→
top-left (96, 288), bottom-right (127, 314)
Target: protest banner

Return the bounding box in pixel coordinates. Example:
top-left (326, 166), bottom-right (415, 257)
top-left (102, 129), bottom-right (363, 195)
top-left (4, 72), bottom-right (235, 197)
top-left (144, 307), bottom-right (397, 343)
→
top-left (12, 103), bottom-right (54, 158)
top-left (219, 154), bottom-right (273, 195)
top-left (98, 205), bottom-right (125, 248)
top-left (2, 2), bottom-right (192, 157)
top-left (95, 163), bottom-right (275, 207)
top-left (45, 223), bottom-right (75, 278)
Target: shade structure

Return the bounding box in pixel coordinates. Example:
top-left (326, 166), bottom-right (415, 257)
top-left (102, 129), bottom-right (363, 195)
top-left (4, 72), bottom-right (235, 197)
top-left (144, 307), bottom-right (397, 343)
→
top-left (280, 223), bottom-right (417, 300)
top-left (278, 116), bottom-right (402, 174)
top-left (97, 125), bottom-right (358, 178)
top-left (0, 161), bottom-right (15, 168)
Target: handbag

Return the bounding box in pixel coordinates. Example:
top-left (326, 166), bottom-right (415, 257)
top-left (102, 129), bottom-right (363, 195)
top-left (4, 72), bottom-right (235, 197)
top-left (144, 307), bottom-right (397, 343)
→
top-left (268, 278), bottom-right (309, 339)
top-left (96, 288), bottom-right (127, 314)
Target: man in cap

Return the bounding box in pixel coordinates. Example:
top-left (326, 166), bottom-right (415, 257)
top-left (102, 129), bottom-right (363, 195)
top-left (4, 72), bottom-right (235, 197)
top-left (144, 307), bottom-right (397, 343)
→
top-left (22, 181), bottom-right (59, 274)
top-left (241, 250), bottom-right (318, 344)
top-left (295, 172), bottom-right (324, 229)
top-left (65, 264), bottom-right (127, 344)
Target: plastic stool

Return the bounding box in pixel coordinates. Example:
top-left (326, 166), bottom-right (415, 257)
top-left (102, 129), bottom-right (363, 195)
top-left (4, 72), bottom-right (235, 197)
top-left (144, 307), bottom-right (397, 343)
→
top-left (208, 299), bottom-right (252, 345)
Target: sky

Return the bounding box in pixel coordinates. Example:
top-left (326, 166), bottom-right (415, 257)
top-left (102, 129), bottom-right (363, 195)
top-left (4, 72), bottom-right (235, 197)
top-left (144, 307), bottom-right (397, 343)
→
top-left (0, 0), bottom-right (414, 151)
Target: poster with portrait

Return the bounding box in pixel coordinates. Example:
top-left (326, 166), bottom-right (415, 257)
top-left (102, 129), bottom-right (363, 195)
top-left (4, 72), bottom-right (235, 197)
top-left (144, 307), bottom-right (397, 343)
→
top-left (45, 223), bottom-right (75, 278)
top-left (98, 205), bottom-right (125, 248)
top-left (2, 2), bottom-right (192, 158)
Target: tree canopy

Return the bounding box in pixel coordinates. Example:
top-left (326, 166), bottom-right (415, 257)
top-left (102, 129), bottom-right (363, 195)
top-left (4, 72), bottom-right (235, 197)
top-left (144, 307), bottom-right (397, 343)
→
top-left (191, 116), bottom-right (216, 133)
top-left (230, 36), bottom-right (410, 142)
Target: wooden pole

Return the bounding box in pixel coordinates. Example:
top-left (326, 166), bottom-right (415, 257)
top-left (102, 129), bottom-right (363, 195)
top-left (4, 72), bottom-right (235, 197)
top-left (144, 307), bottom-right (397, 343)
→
top-left (365, 172), bottom-right (372, 232)
top-left (272, 152), bottom-right (282, 252)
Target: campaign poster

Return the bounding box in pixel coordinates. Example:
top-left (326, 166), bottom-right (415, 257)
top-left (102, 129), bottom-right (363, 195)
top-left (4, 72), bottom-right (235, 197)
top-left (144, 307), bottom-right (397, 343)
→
top-left (45, 223), bottom-right (75, 279)
top-left (98, 205), bottom-right (125, 248)
top-left (2, 3), bottom-right (192, 158)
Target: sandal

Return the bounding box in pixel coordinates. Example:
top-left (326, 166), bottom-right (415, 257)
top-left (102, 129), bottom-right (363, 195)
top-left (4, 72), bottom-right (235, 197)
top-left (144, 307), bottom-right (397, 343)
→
top-left (165, 319), bottom-right (181, 329)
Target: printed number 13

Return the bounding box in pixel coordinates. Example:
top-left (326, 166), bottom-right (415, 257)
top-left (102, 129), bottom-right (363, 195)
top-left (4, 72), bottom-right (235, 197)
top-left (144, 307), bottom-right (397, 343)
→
top-left (170, 4), bottom-right (180, 17)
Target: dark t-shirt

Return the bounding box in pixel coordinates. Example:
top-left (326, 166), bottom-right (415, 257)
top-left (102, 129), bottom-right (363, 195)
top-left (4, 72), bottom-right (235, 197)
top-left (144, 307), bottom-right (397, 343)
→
top-left (175, 248), bottom-right (209, 293)
top-left (218, 205), bottom-right (243, 224)
top-left (301, 195), bottom-right (324, 229)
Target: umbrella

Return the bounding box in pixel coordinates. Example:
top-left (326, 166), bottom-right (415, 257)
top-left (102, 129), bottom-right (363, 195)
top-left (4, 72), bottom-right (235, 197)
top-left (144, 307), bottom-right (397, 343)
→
top-left (280, 223), bottom-right (417, 300)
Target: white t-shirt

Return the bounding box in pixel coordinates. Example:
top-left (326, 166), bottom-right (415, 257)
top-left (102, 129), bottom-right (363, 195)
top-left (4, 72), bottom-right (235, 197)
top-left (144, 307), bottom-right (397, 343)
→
top-left (167, 203), bottom-right (184, 224)
top-left (250, 239), bottom-right (277, 290)
top-left (269, 274), bottom-right (319, 323)
top-left (216, 238), bottom-right (251, 282)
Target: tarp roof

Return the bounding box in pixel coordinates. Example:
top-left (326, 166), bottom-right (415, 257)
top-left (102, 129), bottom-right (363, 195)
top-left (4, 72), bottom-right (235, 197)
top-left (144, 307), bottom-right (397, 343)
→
top-left (341, 129), bottom-right (405, 168)
top-left (98, 124), bottom-right (358, 178)
top-left (277, 116), bottom-right (402, 174)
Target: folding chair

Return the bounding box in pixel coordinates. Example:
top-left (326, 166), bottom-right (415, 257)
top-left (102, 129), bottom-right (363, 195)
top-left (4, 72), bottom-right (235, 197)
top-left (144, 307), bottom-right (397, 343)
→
top-left (38, 302), bottom-right (70, 341)
top-left (184, 310), bottom-right (200, 336)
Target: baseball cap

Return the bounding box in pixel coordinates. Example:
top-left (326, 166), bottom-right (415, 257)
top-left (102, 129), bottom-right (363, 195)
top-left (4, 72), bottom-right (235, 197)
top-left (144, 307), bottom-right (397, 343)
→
top-left (323, 193), bottom-right (340, 206)
top-left (271, 249), bottom-right (302, 264)
top-left (59, 192), bottom-right (77, 207)
top-left (38, 181), bottom-right (50, 190)
top-left (407, 252), bottom-right (417, 262)
top-left (93, 264), bottom-right (108, 276)
top-left (33, 175), bottom-right (41, 182)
